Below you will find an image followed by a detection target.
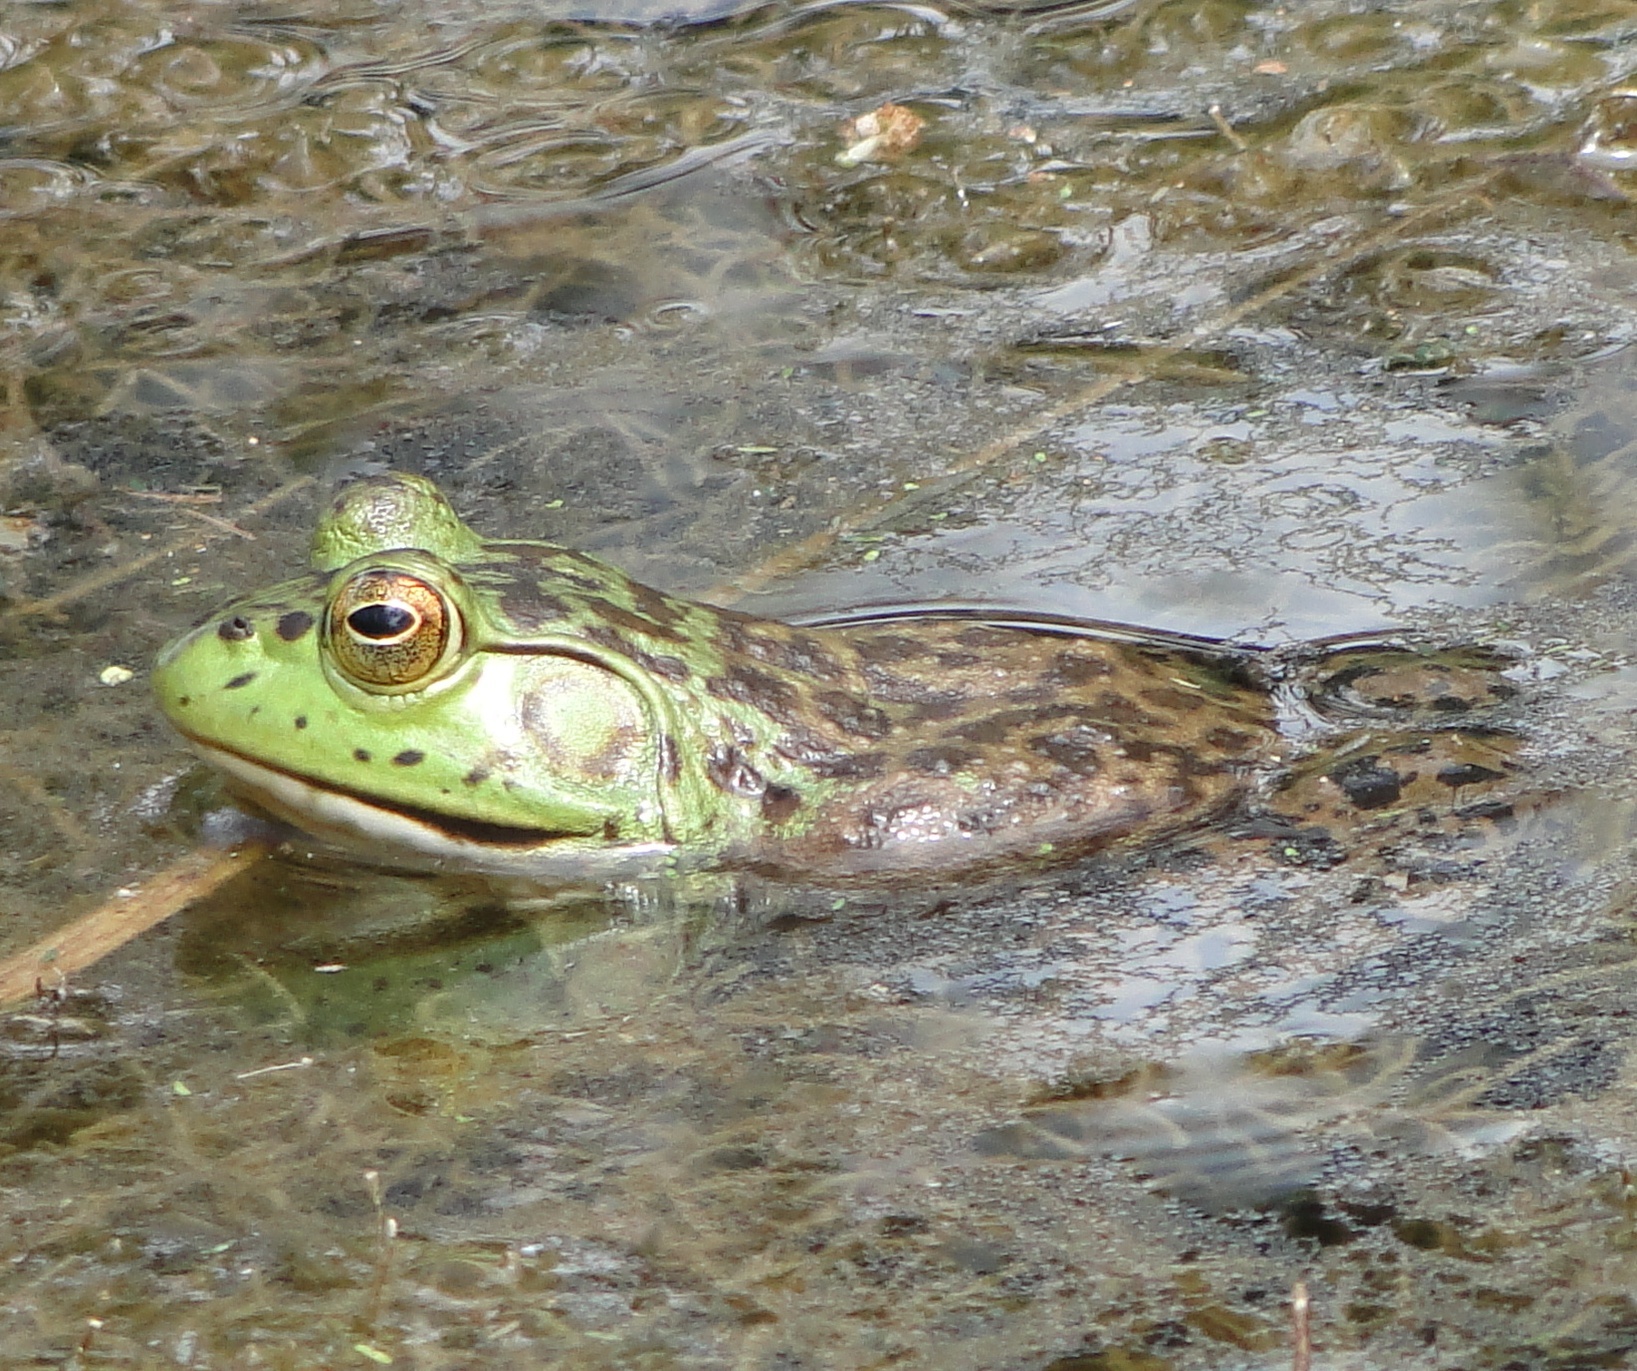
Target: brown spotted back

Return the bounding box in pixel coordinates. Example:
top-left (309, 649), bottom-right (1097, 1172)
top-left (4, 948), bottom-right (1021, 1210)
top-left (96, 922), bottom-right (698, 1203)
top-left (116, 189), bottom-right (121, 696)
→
top-left (729, 619), bottom-right (1283, 878)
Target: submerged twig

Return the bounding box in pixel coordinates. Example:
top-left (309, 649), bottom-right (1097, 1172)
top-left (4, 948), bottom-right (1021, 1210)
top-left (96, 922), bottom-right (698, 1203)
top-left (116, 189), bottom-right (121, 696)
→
top-left (361, 1168), bottom-right (400, 1337)
top-left (122, 488), bottom-right (259, 540)
top-left (0, 844), bottom-right (266, 1006)
top-left (1291, 1279), bottom-right (1312, 1371)
top-left (1208, 102), bottom-right (1250, 152)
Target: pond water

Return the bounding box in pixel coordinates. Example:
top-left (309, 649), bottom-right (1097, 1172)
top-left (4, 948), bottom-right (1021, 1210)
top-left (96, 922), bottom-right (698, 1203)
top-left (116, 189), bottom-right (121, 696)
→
top-left (8, 0), bottom-right (1637, 1366)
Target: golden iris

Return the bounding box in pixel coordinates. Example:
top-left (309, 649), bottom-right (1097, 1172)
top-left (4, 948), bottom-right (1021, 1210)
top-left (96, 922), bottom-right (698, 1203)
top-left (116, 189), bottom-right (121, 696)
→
top-left (327, 568), bottom-right (455, 688)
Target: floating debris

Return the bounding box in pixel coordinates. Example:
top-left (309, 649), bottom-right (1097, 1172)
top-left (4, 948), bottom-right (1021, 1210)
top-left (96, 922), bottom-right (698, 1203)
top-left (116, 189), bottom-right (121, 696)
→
top-left (837, 102), bottom-right (926, 168)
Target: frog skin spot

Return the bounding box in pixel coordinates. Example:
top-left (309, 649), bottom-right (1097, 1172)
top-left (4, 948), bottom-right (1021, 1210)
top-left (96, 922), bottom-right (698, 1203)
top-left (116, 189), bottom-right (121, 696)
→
top-left (1028, 729), bottom-right (1103, 773)
top-left (294, 715), bottom-right (307, 730)
top-left (497, 582), bottom-right (573, 633)
top-left (864, 668), bottom-right (963, 708)
top-left (1092, 693), bottom-right (1161, 728)
top-left (707, 746), bottom-right (765, 797)
top-left (762, 784), bottom-right (801, 822)
top-left (223, 672), bottom-right (257, 690)
top-left (1048, 650), bottom-right (1116, 685)
top-left (628, 581), bottom-right (692, 637)
top-left (578, 621), bottom-right (631, 657)
top-left (1004, 682), bottom-right (1058, 706)
top-left (706, 665), bottom-right (804, 724)
top-left (1140, 684), bottom-right (1218, 714)
top-left (276, 611), bottom-right (314, 642)
top-left (779, 738), bottom-right (889, 781)
top-left (923, 710), bottom-right (995, 739)
top-left (547, 567), bottom-right (606, 594)
top-left (848, 633), bottom-right (924, 665)
top-left (721, 620), bottom-right (848, 682)
top-left (1117, 738), bottom-right (1158, 764)
top-left (579, 594), bottom-right (688, 645)
top-left (955, 625), bottom-right (1016, 650)
top-left (905, 743), bottom-right (982, 777)
top-left (639, 652), bottom-right (691, 682)
top-left (393, 750), bottom-right (425, 767)
top-left (811, 690), bottom-right (893, 740)
top-left (354, 748), bottom-right (371, 763)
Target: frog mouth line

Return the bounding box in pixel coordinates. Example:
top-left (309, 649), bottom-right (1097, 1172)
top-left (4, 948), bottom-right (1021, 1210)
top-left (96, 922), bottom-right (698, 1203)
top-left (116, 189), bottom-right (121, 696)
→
top-left (174, 732), bottom-right (591, 850)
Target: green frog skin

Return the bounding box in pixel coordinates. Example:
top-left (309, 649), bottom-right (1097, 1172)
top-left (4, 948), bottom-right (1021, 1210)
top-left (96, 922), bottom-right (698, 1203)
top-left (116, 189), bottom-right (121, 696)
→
top-left (151, 474), bottom-right (1310, 883)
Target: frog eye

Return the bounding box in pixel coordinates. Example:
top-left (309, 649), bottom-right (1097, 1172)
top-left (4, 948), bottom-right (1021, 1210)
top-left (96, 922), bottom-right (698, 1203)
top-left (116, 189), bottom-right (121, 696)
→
top-left (327, 568), bottom-right (458, 689)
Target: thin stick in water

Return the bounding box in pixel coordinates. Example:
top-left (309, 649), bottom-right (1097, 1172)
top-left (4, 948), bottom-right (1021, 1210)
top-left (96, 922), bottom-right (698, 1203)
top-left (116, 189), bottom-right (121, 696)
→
top-left (1291, 1278), bottom-right (1312, 1371)
top-left (0, 844), bottom-right (266, 1006)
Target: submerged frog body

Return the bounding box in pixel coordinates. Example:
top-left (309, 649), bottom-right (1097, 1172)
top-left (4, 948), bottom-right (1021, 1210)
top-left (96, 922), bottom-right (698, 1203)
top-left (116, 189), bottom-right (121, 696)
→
top-left (152, 475), bottom-right (1514, 884)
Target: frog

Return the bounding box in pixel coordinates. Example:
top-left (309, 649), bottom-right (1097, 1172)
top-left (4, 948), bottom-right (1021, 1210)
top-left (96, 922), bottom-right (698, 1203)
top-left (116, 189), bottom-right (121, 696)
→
top-left (151, 473), bottom-right (1522, 885)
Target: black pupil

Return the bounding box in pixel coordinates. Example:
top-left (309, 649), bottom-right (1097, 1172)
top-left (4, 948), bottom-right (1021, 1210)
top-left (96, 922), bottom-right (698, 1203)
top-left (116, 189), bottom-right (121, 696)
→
top-left (348, 602), bottom-right (416, 640)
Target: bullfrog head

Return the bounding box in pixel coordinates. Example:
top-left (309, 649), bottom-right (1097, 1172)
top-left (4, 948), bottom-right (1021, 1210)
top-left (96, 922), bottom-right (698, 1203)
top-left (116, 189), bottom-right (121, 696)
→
top-left (153, 474), bottom-right (1290, 882)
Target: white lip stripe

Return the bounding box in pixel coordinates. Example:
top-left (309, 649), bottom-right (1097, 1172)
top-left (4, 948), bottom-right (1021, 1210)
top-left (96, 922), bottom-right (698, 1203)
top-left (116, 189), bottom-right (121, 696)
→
top-left (189, 741), bottom-right (672, 878)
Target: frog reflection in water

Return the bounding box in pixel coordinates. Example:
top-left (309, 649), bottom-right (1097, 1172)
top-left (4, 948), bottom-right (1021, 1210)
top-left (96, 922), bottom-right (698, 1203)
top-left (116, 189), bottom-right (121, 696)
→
top-left (152, 474), bottom-right (1521, 884)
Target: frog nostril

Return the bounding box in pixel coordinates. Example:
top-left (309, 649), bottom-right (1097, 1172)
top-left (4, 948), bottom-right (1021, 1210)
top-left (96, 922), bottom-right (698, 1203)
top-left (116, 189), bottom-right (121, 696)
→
top-left (218, 615), bottom-right (256, 643)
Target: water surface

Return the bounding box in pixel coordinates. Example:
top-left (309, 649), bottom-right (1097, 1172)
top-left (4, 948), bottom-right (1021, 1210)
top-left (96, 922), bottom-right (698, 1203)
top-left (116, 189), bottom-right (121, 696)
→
top-left (8, 0), bottom-right (1637, 1366)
